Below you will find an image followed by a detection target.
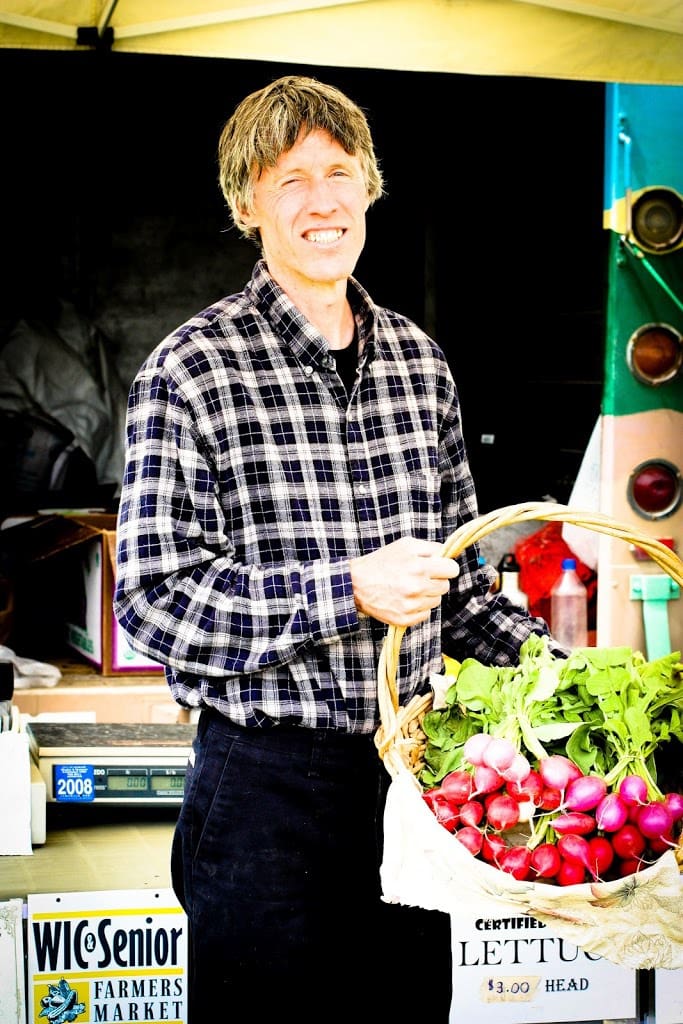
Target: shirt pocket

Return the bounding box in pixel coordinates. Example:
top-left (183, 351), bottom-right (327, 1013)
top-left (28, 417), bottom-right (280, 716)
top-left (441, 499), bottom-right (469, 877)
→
top-left (373, 466), bottom-right (442, 540)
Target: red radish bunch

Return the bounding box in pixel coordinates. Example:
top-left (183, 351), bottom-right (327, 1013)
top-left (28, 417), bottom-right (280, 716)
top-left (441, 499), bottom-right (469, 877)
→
top-left (422, 733), bottom-right (683, 885)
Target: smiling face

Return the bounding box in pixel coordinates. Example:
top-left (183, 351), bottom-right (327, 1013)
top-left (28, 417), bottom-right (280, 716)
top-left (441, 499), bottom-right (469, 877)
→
top-left (239, 128), bottom-right (370, 299)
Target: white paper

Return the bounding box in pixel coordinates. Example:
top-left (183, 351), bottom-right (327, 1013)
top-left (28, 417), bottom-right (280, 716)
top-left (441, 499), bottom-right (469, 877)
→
top-left (655, 968), bottom-right (683, 1024)
top-left (0, 731), bottom-right (32, 855)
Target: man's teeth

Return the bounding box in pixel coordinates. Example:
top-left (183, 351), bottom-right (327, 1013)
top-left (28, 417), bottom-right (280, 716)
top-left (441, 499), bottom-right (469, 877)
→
top-left (305, 229), bottom-right (343, 243)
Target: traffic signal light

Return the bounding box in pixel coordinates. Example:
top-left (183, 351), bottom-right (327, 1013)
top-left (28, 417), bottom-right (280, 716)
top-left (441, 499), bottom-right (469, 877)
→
top-left (598, 83), bottom-right (682, 655)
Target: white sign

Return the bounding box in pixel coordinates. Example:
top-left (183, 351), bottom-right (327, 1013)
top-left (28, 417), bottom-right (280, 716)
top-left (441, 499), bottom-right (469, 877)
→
top-left (0, 730), bottom-right (32, 855)
top-left (0, 898), bottom-right (26, 1024)
top-left (449, 895), bottom-right (637, 1024)
top-left (27, 888), bottom-right (187, 1024)
top-left (655, 968), bottom-right (683, 1024)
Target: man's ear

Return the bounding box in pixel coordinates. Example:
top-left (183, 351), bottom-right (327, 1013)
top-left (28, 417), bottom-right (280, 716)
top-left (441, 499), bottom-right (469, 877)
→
top-left (238, 205), bottom-right (258, 229)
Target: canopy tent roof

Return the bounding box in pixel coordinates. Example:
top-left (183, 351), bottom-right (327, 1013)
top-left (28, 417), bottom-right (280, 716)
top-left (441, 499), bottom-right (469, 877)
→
top-left (0, 0), bottom-right (681, 85)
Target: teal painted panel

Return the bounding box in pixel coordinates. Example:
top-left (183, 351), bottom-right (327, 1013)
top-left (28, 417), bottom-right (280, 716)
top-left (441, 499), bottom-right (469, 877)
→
top-left (603, 85), bottom-right (683, 418)
top-left (604, 83), bottom-right (683, 210)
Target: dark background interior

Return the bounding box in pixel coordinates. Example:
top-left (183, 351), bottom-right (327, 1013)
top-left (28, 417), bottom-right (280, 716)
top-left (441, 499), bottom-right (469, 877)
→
top-left (1, 49), bottom-right (607, 514)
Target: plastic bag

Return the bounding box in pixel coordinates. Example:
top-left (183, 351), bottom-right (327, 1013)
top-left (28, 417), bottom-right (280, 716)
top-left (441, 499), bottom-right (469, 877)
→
top-left (562, 416), bottom-right (602, 570)
top-left (0, 645), bottom-right (61, 689)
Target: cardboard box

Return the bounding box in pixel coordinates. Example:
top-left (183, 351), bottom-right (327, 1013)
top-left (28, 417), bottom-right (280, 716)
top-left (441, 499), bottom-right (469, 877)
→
top-left (0, 513), bottom-right (163, 675)
top-left (13, 657), bottom-right (188, 723)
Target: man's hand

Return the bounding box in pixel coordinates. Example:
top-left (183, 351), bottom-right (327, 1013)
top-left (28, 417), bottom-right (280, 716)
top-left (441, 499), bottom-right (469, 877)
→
top-left (349, 537), bottom-right (460, 627)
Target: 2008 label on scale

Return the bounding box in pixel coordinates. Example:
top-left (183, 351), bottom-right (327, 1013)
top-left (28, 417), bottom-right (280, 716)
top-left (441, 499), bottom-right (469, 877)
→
top-left (481, 976), bottom-right (541, 1002)
top-left (54, 763), bottom-right (95, 801)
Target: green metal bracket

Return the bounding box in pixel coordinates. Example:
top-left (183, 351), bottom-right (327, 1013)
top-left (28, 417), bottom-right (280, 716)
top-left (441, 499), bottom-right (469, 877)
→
top-left (630, 574), bottom-right (681, 660)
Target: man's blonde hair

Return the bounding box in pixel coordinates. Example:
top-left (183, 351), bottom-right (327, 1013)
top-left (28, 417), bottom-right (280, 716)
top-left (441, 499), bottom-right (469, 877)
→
top-left (218, 75), bottom-right (385, 240)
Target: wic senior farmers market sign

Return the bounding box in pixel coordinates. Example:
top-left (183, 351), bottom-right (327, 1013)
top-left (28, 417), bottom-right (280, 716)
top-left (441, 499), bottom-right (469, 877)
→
top-left (27, 889), bottom-right (187, 1023)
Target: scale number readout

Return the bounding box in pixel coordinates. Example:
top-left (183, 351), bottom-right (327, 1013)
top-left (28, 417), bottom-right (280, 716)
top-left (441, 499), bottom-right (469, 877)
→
top-left (54, 764), bottom-right (96, 802)
top-left (51, 763), bottom-right (186, 800)
top-left (480, 976), bottom-right (540, 1003)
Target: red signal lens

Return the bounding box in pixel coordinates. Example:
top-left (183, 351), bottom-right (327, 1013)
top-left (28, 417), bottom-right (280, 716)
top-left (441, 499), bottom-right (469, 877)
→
top-left (627, 324), bottom-right (683, 385)
top-left (627, 460), bottom-right (681, 519)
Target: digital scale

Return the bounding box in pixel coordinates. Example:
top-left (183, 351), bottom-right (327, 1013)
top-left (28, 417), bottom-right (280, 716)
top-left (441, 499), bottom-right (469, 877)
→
top-left (26, 721), bottom-right (196, 806)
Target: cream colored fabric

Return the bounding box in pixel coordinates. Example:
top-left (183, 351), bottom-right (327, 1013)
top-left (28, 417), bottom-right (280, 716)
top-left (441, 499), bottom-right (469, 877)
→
top-left (381, 768), bottom-right (683, 970)
top-left (0, 1), bottom-right (681, 84)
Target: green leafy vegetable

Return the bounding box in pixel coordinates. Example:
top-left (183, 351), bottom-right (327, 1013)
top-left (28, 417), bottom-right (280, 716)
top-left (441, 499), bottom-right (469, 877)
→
top-left (560, 646), bottom-right (683, 797)
top-left (420, 636), bottom-right (683, 798)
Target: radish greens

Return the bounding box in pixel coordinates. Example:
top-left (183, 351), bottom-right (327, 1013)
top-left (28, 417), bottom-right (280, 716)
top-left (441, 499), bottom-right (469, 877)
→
top-left (421, 635), bottom-right (683, 799)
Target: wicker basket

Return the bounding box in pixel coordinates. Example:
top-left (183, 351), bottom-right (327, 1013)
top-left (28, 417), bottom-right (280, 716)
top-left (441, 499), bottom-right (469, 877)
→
top-left (373, 501), bottom-right (683, 969)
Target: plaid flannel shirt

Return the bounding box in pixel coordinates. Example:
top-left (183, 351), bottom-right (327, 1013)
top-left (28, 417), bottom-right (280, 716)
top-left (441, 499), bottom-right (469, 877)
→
top-left (114, 260), bottom-right (552, 732)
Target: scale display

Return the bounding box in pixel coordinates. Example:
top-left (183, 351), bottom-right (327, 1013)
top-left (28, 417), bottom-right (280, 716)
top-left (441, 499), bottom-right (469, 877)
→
top-left (26, 721), bottom-right (196, 805)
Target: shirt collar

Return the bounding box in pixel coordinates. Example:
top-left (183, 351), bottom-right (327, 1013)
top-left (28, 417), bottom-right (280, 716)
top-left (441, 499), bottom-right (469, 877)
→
top-left (246, 259), bottom-right (377, 367)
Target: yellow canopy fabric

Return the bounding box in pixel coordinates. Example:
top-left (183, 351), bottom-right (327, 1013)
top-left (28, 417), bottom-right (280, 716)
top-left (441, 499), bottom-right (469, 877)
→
top-left (0, 0), bottom-right (681, 84)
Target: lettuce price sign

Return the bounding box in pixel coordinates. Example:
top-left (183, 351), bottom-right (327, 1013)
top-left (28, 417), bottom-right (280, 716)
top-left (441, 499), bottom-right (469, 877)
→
top-left (449, 897), bottom-right (636, 1023)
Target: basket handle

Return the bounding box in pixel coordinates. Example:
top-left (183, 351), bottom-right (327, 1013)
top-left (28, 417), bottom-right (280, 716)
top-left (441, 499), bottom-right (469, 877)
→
top-left (377, 500), bottom-right (683, 734)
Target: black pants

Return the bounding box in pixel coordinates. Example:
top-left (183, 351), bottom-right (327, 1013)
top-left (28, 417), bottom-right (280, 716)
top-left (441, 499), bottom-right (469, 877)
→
top-left (171, 708), bottom-right (453, 1023)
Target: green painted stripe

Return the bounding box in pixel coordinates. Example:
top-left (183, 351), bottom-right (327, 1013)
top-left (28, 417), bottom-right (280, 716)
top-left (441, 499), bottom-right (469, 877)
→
top-left (602, 234), bottom-right (683, 417)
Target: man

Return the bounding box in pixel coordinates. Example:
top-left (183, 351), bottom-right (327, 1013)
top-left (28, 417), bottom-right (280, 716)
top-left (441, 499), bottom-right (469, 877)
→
top-left (114, 75), bottom-right (556, 1022)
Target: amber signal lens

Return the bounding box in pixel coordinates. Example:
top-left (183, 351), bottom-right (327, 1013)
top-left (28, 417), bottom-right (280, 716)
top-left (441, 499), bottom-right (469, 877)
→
top-left (627, 324), bottom-right (683, 385)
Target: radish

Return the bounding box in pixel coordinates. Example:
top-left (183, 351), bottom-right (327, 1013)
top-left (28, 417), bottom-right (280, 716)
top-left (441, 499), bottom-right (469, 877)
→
top-left (424, 792), bottom-right (460, 832)
top-left (611, 823), bottom-right (646, 860)
top-left (664, 791), bottom-right (683, 822)
top-left (595, 793), bottom-right (628, 832)
top-left (557, 858), bottom-right (586, 885)
top-left (463, 732), bottom-right (492, 766)
top-left (422, 788), bottom-right (441, 811)
top-left (501, 752), bottom-right (531, 783)
top-left (618, 857), bottom-right (643, 877)
top-left (636, 801), bottom-right (673, 841)
top-left (481, 833), bottom-right (507, 864)
top-left (472, 764), bottom-right (505, 796)
top-left (497, 846), bottom-right (532, 880)
top-left (455, 825), bottom-right (484, 856)
top-left (515, 799), bottom-right (537, 824)
top-left (459, 799), bottom-right (485, 828)
top-left (486, 794), bottom-right (521, 831)
top-left (557, 833), bottom-right (591, 869)
top-left (482, 736), bottom-right (517, 773)
top-left (587, 836), bottom-right (614, 880)
top-left (539, 785), bottom-right (563, 811)
top-left (550, 812), bottom-right (595, 836)
top-left (618, 774), bottom-right (648, 807)
top-left (530, 842), bottom-right (561, 879)
top-left (626, 802), bottom-right (642, 824)
top-left (648, 830), bottom-right (675, 855)
top-left (564, 774), bottom-right (607, 812)
top-left (538, 755), bottom-right (582, 794)
top-left (440, 770), bottom-right (474, 805)
top-left (506, 768), bottom-right (544, 805)
top-left (484, 791), bottom-right (500, 811)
